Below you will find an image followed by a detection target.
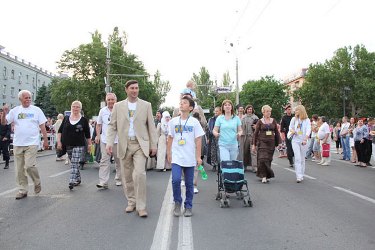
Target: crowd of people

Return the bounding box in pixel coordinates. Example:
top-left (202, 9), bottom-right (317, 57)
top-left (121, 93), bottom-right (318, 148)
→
top-left (1, 81), bottom-right (374, 218)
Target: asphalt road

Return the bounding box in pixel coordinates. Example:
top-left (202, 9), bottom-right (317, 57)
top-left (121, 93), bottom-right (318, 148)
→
top-left (0, 150), bottom-right (374, 250)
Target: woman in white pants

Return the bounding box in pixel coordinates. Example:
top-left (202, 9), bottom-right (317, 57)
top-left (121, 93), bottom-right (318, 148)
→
top-left (317, 116), bottom-right (331, 166)
top-left (288, 105), bottom-right (311, 183)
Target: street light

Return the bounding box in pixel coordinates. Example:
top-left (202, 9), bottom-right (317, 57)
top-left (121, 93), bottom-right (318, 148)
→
top-left (228, 43), bottom-right (252, 106)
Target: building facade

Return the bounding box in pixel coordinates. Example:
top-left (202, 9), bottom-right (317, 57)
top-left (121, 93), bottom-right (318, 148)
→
top-left (0, 46), bottom-right (55, 108)
top-left (283, 68), bottom-right (307, 110)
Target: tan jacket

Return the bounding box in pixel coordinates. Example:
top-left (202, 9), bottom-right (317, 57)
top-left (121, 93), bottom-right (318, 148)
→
top-left (106, 98), bottom-right (157, 159)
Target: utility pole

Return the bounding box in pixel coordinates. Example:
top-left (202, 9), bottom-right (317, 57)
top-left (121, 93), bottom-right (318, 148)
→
top-left (235, 57), bottom-right (239, 106)
top-left (105, 42), bottom-right (111, 93)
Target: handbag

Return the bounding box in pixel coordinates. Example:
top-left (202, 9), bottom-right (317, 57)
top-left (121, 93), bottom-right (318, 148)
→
top-left (321, 143), bottom-right (330, 157)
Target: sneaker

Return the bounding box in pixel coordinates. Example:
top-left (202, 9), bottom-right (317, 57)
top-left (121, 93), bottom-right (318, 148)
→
top-left (173, 203), bottom-right (182, 217)
top-left (15, 192), bottom-right (27, 200)
top-left (96, 183), bottom-right (108, 189)
top-left (317, 161), bottom-right (323, 165)
top-left (183, 208), bottom-right (193, 217)
top-left (56, 157), bottom-right (64, 161)
top-left (194, 187), bottom-right (199, 194)
top-left (34, 183), bottom-right (41, 194)
top-left (115, 181), bottom-right (122, 186)
top-left (181, 180), bottom-right (185, 187)
top-left (296, 178), bottom-right (302, 183)
top-left (321, 162), bottom-right (329, 166)
top-left (65, 159), bottom-right (69, 165)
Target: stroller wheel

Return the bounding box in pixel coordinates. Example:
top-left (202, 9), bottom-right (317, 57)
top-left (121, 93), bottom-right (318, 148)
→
top-left (219, 199), bottom-right (230, 208)
top-left (236, 191), bottom-right (244, 200)
top-left (243, 198), bottom-right (253, 207)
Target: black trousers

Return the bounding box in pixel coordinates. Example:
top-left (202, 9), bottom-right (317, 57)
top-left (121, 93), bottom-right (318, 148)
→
top-left (0, 140), bottom-right (10, 162)
top-left (285, 138), bottom-right (294, 165)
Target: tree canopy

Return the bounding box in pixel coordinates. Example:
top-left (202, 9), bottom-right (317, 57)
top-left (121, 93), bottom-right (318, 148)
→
top-left (294, 44), bottom-right (375, 118)
top-left (240, 76), bottom-right (289, 120)
top-left (50, 27), bottom-right (169, 118)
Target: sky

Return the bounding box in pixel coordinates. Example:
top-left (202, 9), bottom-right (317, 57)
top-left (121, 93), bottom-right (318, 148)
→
top-left (1, 0), bottom-right (374, 107)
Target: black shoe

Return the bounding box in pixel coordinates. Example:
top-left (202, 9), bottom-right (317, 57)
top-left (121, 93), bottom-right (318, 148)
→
top-left (4, 163), bottom-right (9, 169)
top-left (289, 165), bottom-right (294, 168)
top-left (212, 166), bottom-right (217, 172)
top-left (69, 183), bottom-right (74, 190)
top-left (366, 163), bottom-right (372, 166)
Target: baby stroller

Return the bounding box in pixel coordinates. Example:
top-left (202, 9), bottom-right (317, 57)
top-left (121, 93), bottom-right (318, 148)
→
top-left (215, 160), bottom-right (253, 208)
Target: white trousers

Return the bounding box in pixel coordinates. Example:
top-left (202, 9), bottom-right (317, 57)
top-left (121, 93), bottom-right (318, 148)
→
top-left (98, 142), bottom-right (121, 185)
top-left (292, 140), bottom-right (308, 179)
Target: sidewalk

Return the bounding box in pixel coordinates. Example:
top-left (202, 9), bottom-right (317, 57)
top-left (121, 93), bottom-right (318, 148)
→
top-left (0, 149), bottom-right (56, 165)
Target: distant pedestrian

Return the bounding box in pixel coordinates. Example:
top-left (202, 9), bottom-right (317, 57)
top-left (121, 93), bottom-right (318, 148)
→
top-left (1, 90), bottom-right (49, 199)
top-left (287, 105), bottom-right (311, 183)
top-left (317, 116), bottom-right (331, 166)
top-left (156, 111), bottom-right (171, 171)
top-left (280, 104), bottom-right (294, 168)
top-left (0, 108), bottom-right (11, 169)
top-left (57, 100), bottom-right (92, 190)
top-left (95, 93), bottom-right (122, 189)
top-left (252, 105), bottom-right (281, 183)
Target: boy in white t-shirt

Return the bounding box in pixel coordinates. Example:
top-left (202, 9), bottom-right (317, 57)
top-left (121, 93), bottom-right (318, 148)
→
top-left (167, 96), bottom-right (205, 217)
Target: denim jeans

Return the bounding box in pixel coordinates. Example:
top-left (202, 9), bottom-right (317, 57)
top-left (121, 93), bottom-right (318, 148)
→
top-left (171, 163), bottom-right (194, 209)
top-left (341, 136), bottom-right (351, 160)
top-left (219, 144), bottom-right (239, 161)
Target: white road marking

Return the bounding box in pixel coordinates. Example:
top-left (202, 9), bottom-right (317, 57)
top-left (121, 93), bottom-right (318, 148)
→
top-left (334, 186), bottom-right (375, 204)
top-left (49, 170), bottom-right (70, 177)
top-left (150, 175), bottom-right (174, 250)
top-left (0, 184), bottom-right (33, 197)
top-left (177, 185), bottom-right (194, 250)
top-left (283, 168), bottom-right (317, 180)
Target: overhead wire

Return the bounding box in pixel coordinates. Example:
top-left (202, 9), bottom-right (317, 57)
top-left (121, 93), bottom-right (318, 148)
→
top-left (245, 0), bottom-right (273, 36)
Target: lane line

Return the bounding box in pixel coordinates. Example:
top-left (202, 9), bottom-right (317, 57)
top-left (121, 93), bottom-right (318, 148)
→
top-left (49, 170), bottom-right (70, 177)
top-left (177, 185), bottom-right (194, 250)
top-left (0, 184), bottom-right (33, 197)
top-left (150, 175), bottom-right (174, 250)
top-left (334, 186), bottom-right (375, 204)
top-left (283, 168), bottom-right (317, 180)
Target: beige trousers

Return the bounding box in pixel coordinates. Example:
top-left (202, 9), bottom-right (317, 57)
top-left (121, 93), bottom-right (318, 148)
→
top-left (14, 145), bottom-right (40, 194)
top-left (98, 143), bottom-right (121, 185)
top-left (120, 139), bottom-right (147, 210)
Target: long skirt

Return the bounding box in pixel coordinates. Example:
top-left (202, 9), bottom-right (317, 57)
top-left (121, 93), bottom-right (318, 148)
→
top-left (256, 149), bottom-right (275, 179)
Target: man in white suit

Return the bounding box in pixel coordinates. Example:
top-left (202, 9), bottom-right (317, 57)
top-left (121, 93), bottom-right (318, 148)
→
top-left (106, 80), bottom-right (157, 218)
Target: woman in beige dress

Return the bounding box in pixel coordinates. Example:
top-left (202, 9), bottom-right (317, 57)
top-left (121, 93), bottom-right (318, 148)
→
top-left (156, 111), bottom-right (171, 171)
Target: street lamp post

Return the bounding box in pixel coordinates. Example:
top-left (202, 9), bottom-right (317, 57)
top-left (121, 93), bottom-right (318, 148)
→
top-left (105, 42), bottom-right (111, 93)
top-left (229, 43), bottom-right (251, 106)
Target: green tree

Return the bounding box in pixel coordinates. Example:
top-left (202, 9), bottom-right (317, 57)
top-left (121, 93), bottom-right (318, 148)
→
top-left (294, 44), bottom-right (375, 117)
top-left (34, 84), bottom-right (57, 118)
top-left (153, 70), bottom-right (171, 105)
top-left (50, 27), bottom-right (168, 117)
top-left (240, 76), bottom-right (288, 120)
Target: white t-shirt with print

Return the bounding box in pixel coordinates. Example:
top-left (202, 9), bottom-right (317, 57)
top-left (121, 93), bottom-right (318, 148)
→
top-left (169, 116), bottom-right (205, 167)
top-left (97, 106), bottom-right (118, 144)
top-left (127, 101), bottom-right (137, 137)
top-left (6, 105), bottom-right (47, 146)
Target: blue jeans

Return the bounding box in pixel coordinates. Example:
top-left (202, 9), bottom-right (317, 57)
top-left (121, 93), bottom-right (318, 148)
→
top-left (341, 136), bottom-right (350, 160)
top-left (219, 144), bottom-right (239, 161)
top-left (171, 163), bottom-right (194, 209)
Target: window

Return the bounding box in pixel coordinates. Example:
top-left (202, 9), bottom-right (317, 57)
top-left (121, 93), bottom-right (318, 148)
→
top-left (2, 85), bottom-right (6, 97)
top-left (11, 87), bottom-right (15, 97)
top-left (32, 92), bottom-right (35, 101)
top-left (18, 72), bottom-right (23, 84)
top-left (26, 74), bottom-right (29, 84)
top-left (11, 70), bottom-right (15, 79)
top-left (3, 66), bottom-right (7, 79)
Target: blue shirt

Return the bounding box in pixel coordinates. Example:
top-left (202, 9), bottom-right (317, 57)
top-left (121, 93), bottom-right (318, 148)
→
top-left (214, 115), bottom-right (241, 146)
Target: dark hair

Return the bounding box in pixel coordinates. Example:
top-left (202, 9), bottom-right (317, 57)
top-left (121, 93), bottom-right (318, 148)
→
top-left (125, 80), bottom-right (138, 88)
top-left (319, 116), bottom-right (327, 123)
top-left (245, 104), bottom-right (254, 114)
top-left (181, 96), bottom-right (195, 111)
top-left (311, 114), bottom-right (318, 120)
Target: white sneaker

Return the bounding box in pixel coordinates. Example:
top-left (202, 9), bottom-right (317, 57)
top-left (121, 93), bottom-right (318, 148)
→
top-left (317, 161), bottom-right (323, 165)
top-left (181, 180), bottom-right (185, 187)
top-left (115, 181), bottom-right (122, 186)
top-left (65, 159), bottom-right (69, 165)
top-left (194, 187), bottom-right (199, 194)
top-left (321, 162), bottom-right (329, 166)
